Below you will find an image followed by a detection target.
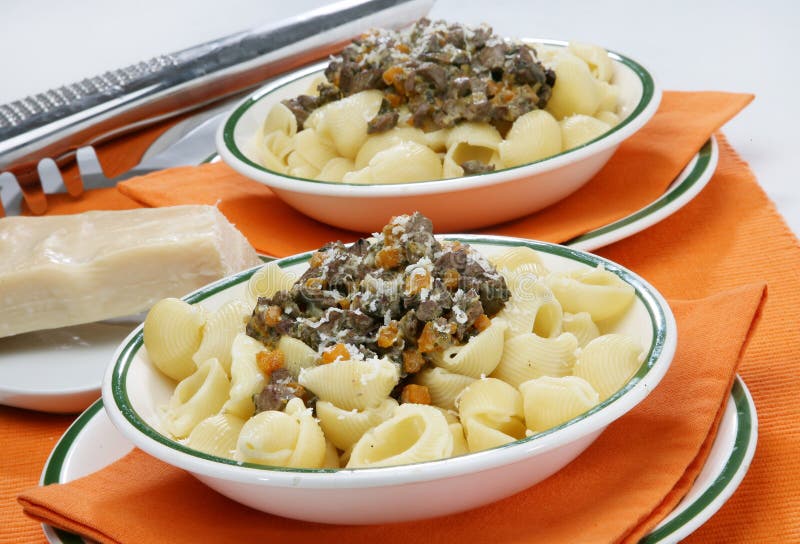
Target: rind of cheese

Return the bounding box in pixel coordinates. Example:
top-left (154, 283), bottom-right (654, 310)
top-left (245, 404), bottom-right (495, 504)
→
top-left (0, 205), bottom-right (262, 338)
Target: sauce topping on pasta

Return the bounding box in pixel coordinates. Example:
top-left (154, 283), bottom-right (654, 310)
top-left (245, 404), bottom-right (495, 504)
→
top-left (246, 212), bottom-right (509, 409)
top-left (283, 18), bottom-right (555, 135)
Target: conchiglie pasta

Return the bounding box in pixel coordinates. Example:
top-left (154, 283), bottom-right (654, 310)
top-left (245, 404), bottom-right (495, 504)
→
top-left (573, 334), bottom-right (644, 400)
top-left (316, 398), bottom-right (398, 451)
top-left (314, 89), bottom-right (384, 159)
top-left (495, 279), bottom-right (563, 339)
top-left (458, 378), bottom-right (526, 452)
top-left (497, 110), bottom-right (562, 168)
top-left (560, 115), bottom-right (612, 151)
top-left (164, 358), bottom-right (230, 438)
top-left (236, 397), bottom-right (326, 468)
top-left (489, 246), bottom-right (549, 277)
top-left (246, 262), bottom-right (296, 307)
top-left (290, 128), bottom-right (338, 171)
top-left (354, 127), bottom-right (428, 169)
top-left (545, 52), bottom-right (602, 119)
top-left (595, 80), bottom-right (620, 113)
top-left (298, 358), bottom-right (400, 411)
top-left (261, 131), bottom-right (294, 172)
top-left (562, 312), bottom-right (601, 347)
top-left (347, 403), bottom-right (453, 468)
top-left (183, 412), bottom-right (245, 459)
top-left (353, 140), bottom-right (443, 184)
top-left (546, 265), bottom-right (635, 322)
top-left (221, 333), bottom-right (267, 419)
top-left (596, 110), bottom-right (620, 126)
top-left (443, 122), bottom-right (502, 175)
top-left (567, 42), bottom-right (614, 82)
top-left (414, 367), bottom-right (476, 410)
top-left (277, 336), bottom-right (318, 378)
top-left (491, 332), bottom-right (579, 388)
top-left (262, 102), bottom-right (297, 137)
top-left (316, 157), bottom-right (355, 182)
top-left (192, 299), bottom-right (251, 375)
top-left (519, 375), bottom-right (600, 433)
top-left (430, 319), bottom-right (507, 378)
top-left (144, 298), bottom-right (206, 381)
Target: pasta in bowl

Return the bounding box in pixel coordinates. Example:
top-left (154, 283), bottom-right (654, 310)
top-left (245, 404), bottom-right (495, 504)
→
top-left (216, 20), bottom-right (660, 232)
top-left (102, 214), bottom-right (677, 524)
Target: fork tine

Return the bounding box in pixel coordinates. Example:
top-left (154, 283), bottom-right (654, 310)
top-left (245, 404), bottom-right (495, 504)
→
top-left (37, 158), bottom-right (68, 196)
top-left (75, 146), bottom-right (112, 192)
top-left (0, 172), bottom-right (24, 217)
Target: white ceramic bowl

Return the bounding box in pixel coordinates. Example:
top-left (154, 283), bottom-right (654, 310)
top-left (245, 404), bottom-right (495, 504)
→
top-left (216, 41), bottom-right (660, 233)
top-left (102, 236), bottom-right (676, 525)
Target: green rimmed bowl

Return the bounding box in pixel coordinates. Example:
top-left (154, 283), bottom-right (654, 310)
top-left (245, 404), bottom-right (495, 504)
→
top-left (216, 40), bottom-right (661, 233)
top-left (101, 235), bottom-right (676, 524)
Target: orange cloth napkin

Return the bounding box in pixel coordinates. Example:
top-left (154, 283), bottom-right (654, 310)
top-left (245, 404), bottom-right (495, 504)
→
top-left (16, 284), bottom-right (766, 544)
top-left (28, 91), bottom-right (752, 258)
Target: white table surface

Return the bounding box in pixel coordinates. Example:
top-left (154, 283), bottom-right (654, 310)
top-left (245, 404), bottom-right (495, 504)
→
top-left (2, 0), bottom-right (798, 235)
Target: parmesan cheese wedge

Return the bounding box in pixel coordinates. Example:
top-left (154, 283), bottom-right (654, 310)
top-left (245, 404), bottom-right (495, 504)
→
top-left (0, 205), bottom-right (262, 338)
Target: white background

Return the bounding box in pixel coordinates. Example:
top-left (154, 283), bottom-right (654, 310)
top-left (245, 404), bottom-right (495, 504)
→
top-left (1, 0), bottom-right (798, 235)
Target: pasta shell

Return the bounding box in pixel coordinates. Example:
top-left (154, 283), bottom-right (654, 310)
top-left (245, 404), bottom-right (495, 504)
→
top-left (298, 358), bottom-right (400, 411)
top-left (545, 52), bottom-right (602, 119)
top-left (277, 336), bottom-right (318, 378)
top-left (573, 334), bottom-right (644, 400)
top-left (491, 332), bottom-right (579, 388)
top-left (519, 375), bottom-right (600, 432)
top-left (164, 358), bottom-right (230, 438)
top-left (192, 299), bottom-right (251, 375)
top-left (144, 297), bottom-right (206, 381)
top-left (221, 333), bottom-right (267, 419)
top-left (567, 42), bottom-right (614, 82)
top-left (183, 412), bottom-right (246, 460)
top-left (498, 110), bottom-right (562, 168)
top-left (560, 114), bottom-right (612, 151)
top-left (354, 127), bottom-right (428, 169)
top-left (430, 319), bottom-right (507, 377)
top-left (458, 378), bottom-right (526, 452)
top-left (262, 102), bottom-right (297, 137)
top-left (236, 397), bottom-right (326, 468)
top-left (545, 265), bottom-right (635, 322)
top-left (414, 367), bottom-right (476, 410)
top-left (495, 279), bottom-right (563, 339)
top-left (562, 312), bottom-right (601, 348)
top-left (246, 262), bottom-right (297, 307)
top-left (347, 404), bottom-right (453, 468)
top-left (316, 398), bottom-right (398, 451)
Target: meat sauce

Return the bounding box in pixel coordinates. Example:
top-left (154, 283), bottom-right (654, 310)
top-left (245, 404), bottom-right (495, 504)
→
top-left (247, 213), bottom-right (509, 411)
top-left (283, 18), bottom-right (555, 135)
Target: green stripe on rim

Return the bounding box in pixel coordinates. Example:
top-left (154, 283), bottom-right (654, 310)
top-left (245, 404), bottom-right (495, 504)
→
top-left (40, 399), bottom-right (104, 544)
top-left (108, 237), bottom-right (668, 473)
top-left (566, 138), bottom-right (714, 246)
top-left (639, 378), bottom-right (755, 543)
top-left (221, 41), bottom-right (657, 187)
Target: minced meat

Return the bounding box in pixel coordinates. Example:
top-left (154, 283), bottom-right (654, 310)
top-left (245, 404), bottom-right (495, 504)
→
top-left (246, 213), bottom-right (510, 383)
top-left (282, 18), bottom-right (555, 134)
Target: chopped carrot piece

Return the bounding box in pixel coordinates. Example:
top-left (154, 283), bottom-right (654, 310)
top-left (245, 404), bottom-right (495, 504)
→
top-left (443, 268), bottom-right (460, 290)
top-left (382, 65), bottom-right (404, 86)
top-left (385, 92), bottom-right (404, 108)
top-left (395, 43), bottom-right (410, 54)
top-left (400, 384), bottom-right (431, 405)
top-left (377, 321), bottom-right (399, 348)
top-left (309, 251), bottom-right (326, 268)
top-left (305, 277), bottom-right (325, 290)
top-left (402, 349), bottom-right (426, 374)
top-left (405, 268), bottom-right (431, 295)
top-left (256, 349), bottom-right (285, 377)
top-left (376, 246), bottom-right (401, 269)
top-left (264, 305), bottom-right (282, 327)
top-left (474, 314), bottom-right (492, 332)
top-left (320, 343), bottom-right (350, 364)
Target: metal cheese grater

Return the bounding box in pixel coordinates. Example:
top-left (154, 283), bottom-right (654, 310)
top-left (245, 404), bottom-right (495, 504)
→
top-left (0, 0), bottom-right (434, 213)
